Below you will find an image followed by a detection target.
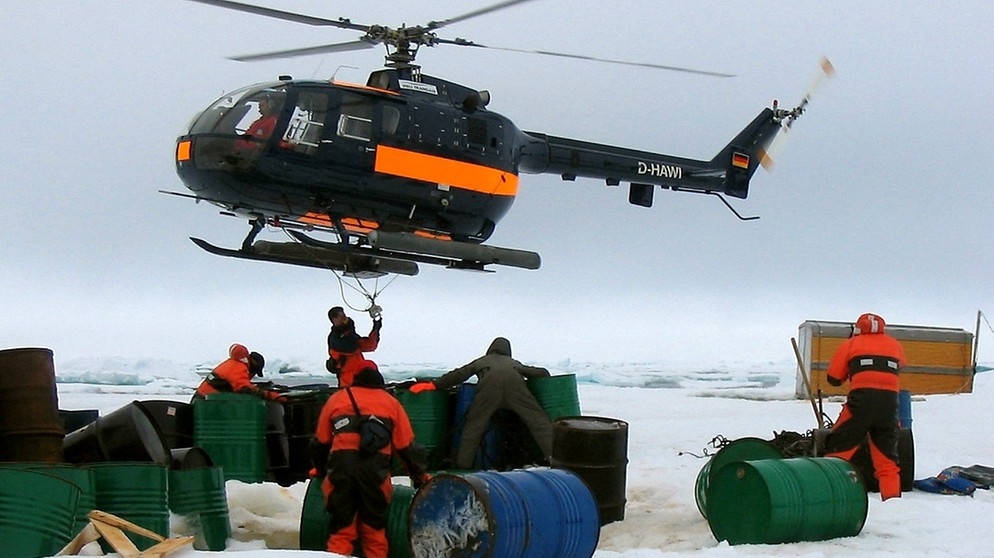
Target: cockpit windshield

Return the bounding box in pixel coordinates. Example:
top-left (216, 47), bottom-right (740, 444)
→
top-left (189, 83), bottom-right (289, 136)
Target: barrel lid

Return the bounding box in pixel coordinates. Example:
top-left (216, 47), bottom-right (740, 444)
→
top-left (554, 416), bottom-right (628, 431)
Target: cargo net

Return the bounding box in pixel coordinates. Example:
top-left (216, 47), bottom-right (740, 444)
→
top-left (769, 430), bottom-right (815, 458)
top-left (682, 430), bottom-right (829, 460)
top-left (679, 434), bottom-right (755, 459)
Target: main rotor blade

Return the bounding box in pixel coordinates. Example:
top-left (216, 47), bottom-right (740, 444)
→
top-left (439, 39), bottom-right (734, 77)
top-left (231, 39), bottom-right (376, 62)
top-left (184, 0), bottom-right (368, 31)
top-left (427, 0), bottom-right (538, 30)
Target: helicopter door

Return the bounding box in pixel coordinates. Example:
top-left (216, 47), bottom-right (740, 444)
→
top-left (280, 90), bottom-right (329, 156)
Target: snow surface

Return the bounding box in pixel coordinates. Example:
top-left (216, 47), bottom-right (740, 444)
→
top-left (46, 357), bottom-right (994, 557)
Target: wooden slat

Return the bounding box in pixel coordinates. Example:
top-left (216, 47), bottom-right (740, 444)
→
top-left (56, 523), bottom-right (101, 556)
top-left (88, 510), bottom-right (166, 542)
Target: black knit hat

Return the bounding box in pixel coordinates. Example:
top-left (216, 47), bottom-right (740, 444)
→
top-left (353, 361), bottom-right (385, 388)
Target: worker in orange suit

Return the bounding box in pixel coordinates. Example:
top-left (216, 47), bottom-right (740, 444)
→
top-left (311, 360), bottom-right (429, 558)
top-left (192, 343), bottom-right (286, 402)
top-left (326, 305), bottom-right (382, 387)
top-left (823, 312), bottom-right (907, 500)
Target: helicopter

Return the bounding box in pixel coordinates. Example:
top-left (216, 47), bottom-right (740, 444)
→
top-left (169, 0), bottom-right (827, 278)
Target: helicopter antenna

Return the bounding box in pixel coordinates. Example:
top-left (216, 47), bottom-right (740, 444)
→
top-left (330, 65), bottom-right (360, 81)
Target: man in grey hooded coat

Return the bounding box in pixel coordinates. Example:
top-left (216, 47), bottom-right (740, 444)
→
top-left (409, 337), bottom-right (553, 469)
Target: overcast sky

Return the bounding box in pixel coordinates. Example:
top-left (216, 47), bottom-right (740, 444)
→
top-left (2, 1), bottom-right (992, 368)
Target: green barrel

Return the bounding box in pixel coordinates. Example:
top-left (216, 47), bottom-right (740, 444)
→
top-left (694, 437), bottom-right (782, 519)
top-left (527, 374), bottom-right (580, 420)
top-left (299, 476), bottom-right (328, 551)
top-left (194, 392), bottom-right (267, 483)
top-left (34, 464), bottom-right (95, 537)
top-left (300, 477), bottom-right (415, 558)
top-left (706, 457), bottom-right (868, 545)
top-left (387, 484), bottom-right (415, 558)
top-left (0, 463), bottom-right (95, 538)
top-left (0, 468), bottom-right (80, 558)
top-left (168, 466), bottom-right (230, 551)
top-left (88, 462), bottom-right (170, 551)
top-left (395, 388), bottom-right (451, 469)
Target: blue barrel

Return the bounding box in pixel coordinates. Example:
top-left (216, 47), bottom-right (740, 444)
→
top-left (0, 468), bottom-right (80, 558)
top-left (168, 466), bottom-right (230, 551)
top-left (706, 457), bottom-right (867, 545)
top-left (898, 389), bottom-right (912, 428)
top-left (452, 384), bottom-right (502, 469)
top-left (194, 393), bottom-right (267, 483)
top-left (409, 468), bottom-right (599, 558)
top-left (88, 462), bottom-right (170, 551)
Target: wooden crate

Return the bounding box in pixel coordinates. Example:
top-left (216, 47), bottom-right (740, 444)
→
top-left (795, 320), bottom-right (974, 398)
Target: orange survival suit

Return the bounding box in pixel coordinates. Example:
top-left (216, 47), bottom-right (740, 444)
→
top-left (823, 312), bottom-right (907, 500)
top-left (312, 362), bottom-right (428, 558)
top-left (326, 306), bottom-right (381, 387)
top-left (192, 344), bottom-right (284, 402)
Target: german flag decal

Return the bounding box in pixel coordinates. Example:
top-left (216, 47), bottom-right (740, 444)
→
top-left (731, 152), bottom-right (750, 169)
top-left (374, 145), bottom-right (519, 197)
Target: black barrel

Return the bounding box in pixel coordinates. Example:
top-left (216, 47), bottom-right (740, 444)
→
top-left (850, 427), bottom-right (915, 492)
top-left (62, 401), bottom-right (171, 465)
top-left (551, 415), bottom-right (629, 525)
top-left (59, 409), bottom-right (100, 434)
top-left (265, 400), bottom-right (292, 486)
top-left (139, 400), bottom-right (194, 450)
top-left (0, 347), bottom-right (65, 462)
top-left (170, 447), bottom-right (214, 470)
top-left (815, 427), bottom-right (915, 492)
top-left (283, 387), bottom-right (334, 483)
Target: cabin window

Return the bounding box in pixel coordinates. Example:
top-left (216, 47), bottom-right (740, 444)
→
top-left (337, 93), bottom-right (374, 142)
top-left (282, 91), bottom-right (328, 155)
top-left (382, 105), bottom-right (401, 135)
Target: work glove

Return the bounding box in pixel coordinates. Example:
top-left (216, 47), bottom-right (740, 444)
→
top-left (412, 472), bottom-right (432, 490)
top-left (409, 382), bottom-right (436, 394)
top-left (368, 304), bottom-right (382, 320)
top-left (265, 391), bottom-right (288, 403)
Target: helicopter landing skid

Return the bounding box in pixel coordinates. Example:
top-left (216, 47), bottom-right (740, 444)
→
top-left (190, 237), bottom-right (419, 278)
top-left (290, 230), bottom-right (541, 272)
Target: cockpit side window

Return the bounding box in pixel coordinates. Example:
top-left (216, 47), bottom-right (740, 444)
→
top-left (282, 91), bottom-right (329, 155)
top-left (337, 93), bottom-right (374, 142)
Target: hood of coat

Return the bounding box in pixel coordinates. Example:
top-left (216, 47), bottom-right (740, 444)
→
top-left (486, 337), bottom-right (512, 357)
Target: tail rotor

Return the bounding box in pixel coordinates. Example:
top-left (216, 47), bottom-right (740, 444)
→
top-left (759, 57), bottom-right (835, 171)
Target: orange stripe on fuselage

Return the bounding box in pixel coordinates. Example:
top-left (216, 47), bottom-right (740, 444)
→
top-left (374, 145), bottom-right (519, 197)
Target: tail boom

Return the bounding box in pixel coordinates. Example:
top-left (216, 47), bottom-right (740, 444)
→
top-left (516, 106), bottom-right (785, 206)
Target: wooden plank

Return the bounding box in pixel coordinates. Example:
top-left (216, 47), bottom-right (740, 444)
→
top-left (88, 510), bottom-right (166, 542)
top-left (91, 520), bottom-right (140, 558)
top-left (56, 523), bottom-right (101, 556)
top-left (139, 535), bottom-right (195, 558)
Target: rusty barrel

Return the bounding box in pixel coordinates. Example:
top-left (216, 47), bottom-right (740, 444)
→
top-left (0, 347), bottom-right (64, 462)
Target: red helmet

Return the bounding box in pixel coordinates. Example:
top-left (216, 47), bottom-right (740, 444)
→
top-left (853, 313), bottom-right (885, 335)
top-left (228, 343), bottom-right (250, 363)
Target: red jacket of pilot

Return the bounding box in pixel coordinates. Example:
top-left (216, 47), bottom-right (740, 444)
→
top-left (826, 313), bottom-right (907, 392)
